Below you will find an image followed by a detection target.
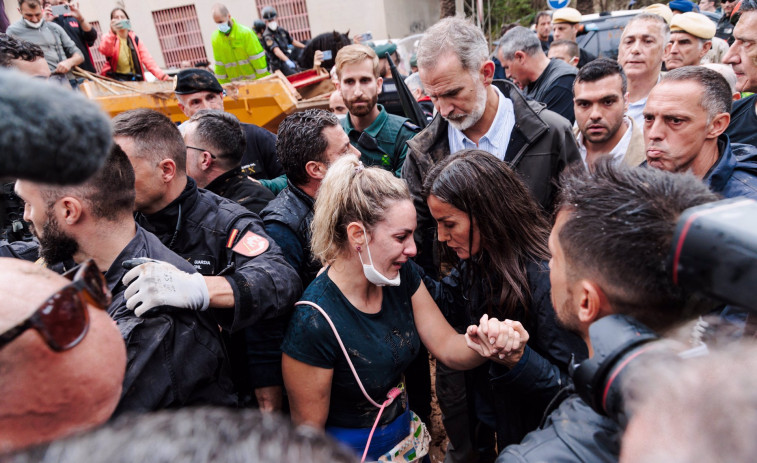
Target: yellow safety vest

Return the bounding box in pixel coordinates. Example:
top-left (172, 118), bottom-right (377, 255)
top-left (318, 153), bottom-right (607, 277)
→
top-left (212, 22), bottom-right (269, 84)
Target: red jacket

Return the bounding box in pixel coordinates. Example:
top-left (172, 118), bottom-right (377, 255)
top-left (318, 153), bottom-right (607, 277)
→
top-left (98, 30), bottom-right (167, 80)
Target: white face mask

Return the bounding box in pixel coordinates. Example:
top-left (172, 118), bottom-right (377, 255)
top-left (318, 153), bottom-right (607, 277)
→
top-left (268, 21), bottom-right (278, 31)
top-left (357, 227), bottom-right (401, 287)
top-left (218, 21), bottom-right (231, 34)
top-left (24, 18), bottom-right (44, 29)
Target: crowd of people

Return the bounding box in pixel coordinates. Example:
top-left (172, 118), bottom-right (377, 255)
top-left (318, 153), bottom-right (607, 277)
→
top-left (1, 0), bottom-right (757, 462)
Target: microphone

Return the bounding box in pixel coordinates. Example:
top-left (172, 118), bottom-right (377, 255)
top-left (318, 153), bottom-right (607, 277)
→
top-left (0, 69), bottom-right (112, 185)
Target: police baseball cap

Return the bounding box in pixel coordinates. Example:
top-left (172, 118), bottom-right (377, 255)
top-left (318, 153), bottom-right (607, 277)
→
top-left (371, 42), bottom-right (398, 58)
top-left (174, 69), bottom-right (223, 95)
top-left (670, 11), bottom-right (716, 38)
top-left (552, 8), bottom-right (582, 24)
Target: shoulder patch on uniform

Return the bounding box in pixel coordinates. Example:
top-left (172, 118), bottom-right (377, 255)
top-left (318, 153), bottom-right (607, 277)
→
top-left (265, 38), bottom-right (274, 47)
top-left (232, 231), bottom-right (270, 257)
top-left (403, 121), bottom-right (420, 132)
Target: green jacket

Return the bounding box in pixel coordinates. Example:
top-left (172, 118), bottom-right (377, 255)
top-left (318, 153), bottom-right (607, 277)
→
top-left (341, 105), bottom-right (419, 177)
top-left (212, 20), bottom-right (269, 83)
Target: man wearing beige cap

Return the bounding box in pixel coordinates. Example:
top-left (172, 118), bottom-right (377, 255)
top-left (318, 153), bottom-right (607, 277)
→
top-left (551, 7), bottom-right (596, 67)
top-left (664, 12), bottom-right (716, 70)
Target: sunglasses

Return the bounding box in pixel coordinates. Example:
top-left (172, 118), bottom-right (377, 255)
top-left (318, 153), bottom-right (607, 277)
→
top-left (0, 259), bottom-right (111, 352)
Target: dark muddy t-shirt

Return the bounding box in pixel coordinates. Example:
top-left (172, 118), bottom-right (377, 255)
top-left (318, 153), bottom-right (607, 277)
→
top-left (282, 263), bottom-right (421, 428)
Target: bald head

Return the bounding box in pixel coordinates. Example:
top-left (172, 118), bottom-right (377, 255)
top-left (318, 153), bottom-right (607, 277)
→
top-left (211, 3), bottom-right (229, 22)
top-left (0, 259), bottom-right (126, 453)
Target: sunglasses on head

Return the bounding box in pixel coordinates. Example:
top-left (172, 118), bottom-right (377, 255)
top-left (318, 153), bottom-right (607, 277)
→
top-left (0, 259), bottom-right (111, 352)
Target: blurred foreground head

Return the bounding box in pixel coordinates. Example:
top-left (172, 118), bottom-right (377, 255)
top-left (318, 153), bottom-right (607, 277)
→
top-left (0, 69), bottom-right (112, 184)
top-left (0, 259), bottom-right (126, 454)
top-left (10, 407), bottom-right (358, 463)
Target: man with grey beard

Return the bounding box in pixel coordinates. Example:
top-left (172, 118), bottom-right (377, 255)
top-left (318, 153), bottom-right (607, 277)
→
top-left (401, 16), bottom-right (581, 463)
top-left (403, 16), bottom-right (580, 272)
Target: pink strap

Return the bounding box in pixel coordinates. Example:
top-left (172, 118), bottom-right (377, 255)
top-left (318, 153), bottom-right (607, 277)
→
top-left (295, 301), bottom-right (404, 463)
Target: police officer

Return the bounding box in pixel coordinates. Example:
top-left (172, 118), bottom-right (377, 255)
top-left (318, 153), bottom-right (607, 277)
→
top-left (261, 6), bottom-right (305, 76)
top-left (372, 41), bottom-right (406, 117)
top-left (335, 44), bottom-right (419, 177)
top-left (111, 109), bottom-right (302, 409)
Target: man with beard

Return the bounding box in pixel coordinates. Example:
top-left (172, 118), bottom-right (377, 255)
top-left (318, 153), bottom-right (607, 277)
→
top-left (497, 159), bottom-right (719, 463)
top-left (405, 16), bottom-right (580, 463)
top-left (13, 145), bottom-right (237, 416)
top-left (573, 58), bottom-right (645, 168)
top-left (405, 16), bottom-right (580, 273)
top-left (643, 66), bottom-right (757, 199)
top-left (335, 44), bottom-right (419, 177)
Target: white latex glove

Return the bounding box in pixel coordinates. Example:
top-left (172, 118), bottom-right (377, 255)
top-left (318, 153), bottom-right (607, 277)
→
top-left (122, 258), bottom-right (209, 316)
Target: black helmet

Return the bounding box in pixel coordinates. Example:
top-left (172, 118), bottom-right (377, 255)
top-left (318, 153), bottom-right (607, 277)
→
top-left (261, 6), bottom-right (277, 20)
top-left (253, 19), bottom-right (266, 33)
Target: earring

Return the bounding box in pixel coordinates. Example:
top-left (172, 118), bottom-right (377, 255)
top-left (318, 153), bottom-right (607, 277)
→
top-left (356, 246), bottom-right (361, 251)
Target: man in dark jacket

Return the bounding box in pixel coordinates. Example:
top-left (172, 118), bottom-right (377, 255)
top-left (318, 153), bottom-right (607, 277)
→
top-left (497, 26), bottom-right (577, 123)
top-left (111, 109), bottom-right (301, 410)
top-left (47, 0), bottom-right (97, 73)
top-left (182, 109), bottom-right (273, 215)
top-left (14, 145), bottom-right (237, 416)
top-left (174, 68), bottom-right (284, 181)
top-left (643, 66), bottom-right (757, 199)
top-left (408, 17), bottom-right (581, 273)
top-left (498, 158), bottom-right (719, 462)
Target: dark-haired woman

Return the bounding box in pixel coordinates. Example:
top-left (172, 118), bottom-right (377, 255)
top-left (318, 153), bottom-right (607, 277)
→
top-left (421, 149), bottom-right (588, 455)
top-left (99, 8), bottom-right (168, 81)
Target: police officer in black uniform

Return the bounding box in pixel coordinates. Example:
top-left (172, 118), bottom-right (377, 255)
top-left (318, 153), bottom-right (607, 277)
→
top-left (260, 6), bottom-right (305, 76)
top-left (112, 109), bottom-right (301, 409)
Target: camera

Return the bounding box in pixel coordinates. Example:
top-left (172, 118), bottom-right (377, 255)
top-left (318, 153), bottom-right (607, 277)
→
top-left (322, 50), bottom-right (332, 61)
top-left (570, 198), bottom-right (757, 425)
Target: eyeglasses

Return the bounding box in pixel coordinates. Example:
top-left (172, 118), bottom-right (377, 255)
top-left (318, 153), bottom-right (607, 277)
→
top-left (0, 259), bottom-right (111, 352)
top-left (186, 145), bottom-right (217, 159)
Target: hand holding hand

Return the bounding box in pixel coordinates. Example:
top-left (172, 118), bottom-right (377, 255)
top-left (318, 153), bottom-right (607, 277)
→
top-left (122, 258), bottom-right (209, 316)
top-left (465, 314), bottom-right (530, 367)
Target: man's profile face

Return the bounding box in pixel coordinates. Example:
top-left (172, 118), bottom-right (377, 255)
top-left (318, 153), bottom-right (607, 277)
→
top-left (321, 124), bottom-right (359, 164)
top-left (723, 11), bottom-right (757, 93)
top-left (19, 2), bottom-right (44, 24)
top-left (11, 56), bottom-right (51, 79)
top-left (498, 51), bottom-right (529, 89)
top-left (338, 58), bottom-right (382, 118)
top-left (176, 91), bottom-right (224, 118)
top-left (643, 80), bottom-right (712, 174)
top-left (618, 20), bottom-right (665, 79)
top-left (328, 90), bottom-right (348, 115)
top-left (536, 15), bottom-right (552, 41)
top-left (548, 210), bottom-right (581, 332)
top-left (14, 180), bottom-right (79, 264)
top-left (115, 136), bottom-right (166, 214)
top-left (574, 74), bottom-right (628, 144)
top-left (552, 22), bottom-right (577, 41)
top-left (548, 44), bottom-right (578, 67)
top-left (212, 11), bottom-right (230, 26)
top-left (664, 32), bottom-right (706, 70)
top-left (0, 259), bottom-right (125, 453)
top-left (419, 52), bottom-right (489, 131)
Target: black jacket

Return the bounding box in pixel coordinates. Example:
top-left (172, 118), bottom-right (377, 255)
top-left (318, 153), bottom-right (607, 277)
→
top-left (52, 14), bottom-right (97, 72)
top-left (240, 123), bottom-right (284, 180)
top-left (423, 260), bottom-right (588, 448)
top-left (526, 59), bottom-right (577, 124)
top-left (105, 225), bottom-right (237, 416)
top-left (204, 167), bottom-right (274, 215)
top-left (497, 394), bottom-right (620, 462)
top-left (135, 177), bottom-right (301, 332)
top-left (260, 181), bottom-right (320, 287)
top-left (403, 79), bottom-right (582, 272)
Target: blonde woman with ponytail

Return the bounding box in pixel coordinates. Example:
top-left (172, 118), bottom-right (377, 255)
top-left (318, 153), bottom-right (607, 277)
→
top-left (281, 155), bottom-right (518, 461)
